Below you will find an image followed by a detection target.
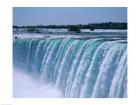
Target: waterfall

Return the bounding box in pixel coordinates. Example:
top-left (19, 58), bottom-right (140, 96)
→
top-left (13, 37), bottom-right (127, 98)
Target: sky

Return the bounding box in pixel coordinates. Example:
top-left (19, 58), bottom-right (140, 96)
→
top-left (13, 7), bottom-right (127, 26)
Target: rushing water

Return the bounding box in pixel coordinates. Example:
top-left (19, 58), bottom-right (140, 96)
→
top-left (13, 36), bottom-right (127, 98)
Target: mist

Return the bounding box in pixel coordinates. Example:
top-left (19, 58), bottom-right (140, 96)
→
top-left (13, 70), bottom-right (63, 98)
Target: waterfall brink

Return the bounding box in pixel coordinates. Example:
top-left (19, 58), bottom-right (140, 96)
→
top-left (13, 37), bottom-right (127, 98)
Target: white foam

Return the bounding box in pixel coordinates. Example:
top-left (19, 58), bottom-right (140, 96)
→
top-left (13, 70), bottom-right (63, 98)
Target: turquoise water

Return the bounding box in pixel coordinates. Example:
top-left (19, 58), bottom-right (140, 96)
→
top-left (13, 37), bottom-right (127, 98)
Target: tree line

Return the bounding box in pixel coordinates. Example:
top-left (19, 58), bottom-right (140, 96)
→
top-left (13, 22), bottom-right (127, 29)
top-left (13, 22), bottom-right (127, 33)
